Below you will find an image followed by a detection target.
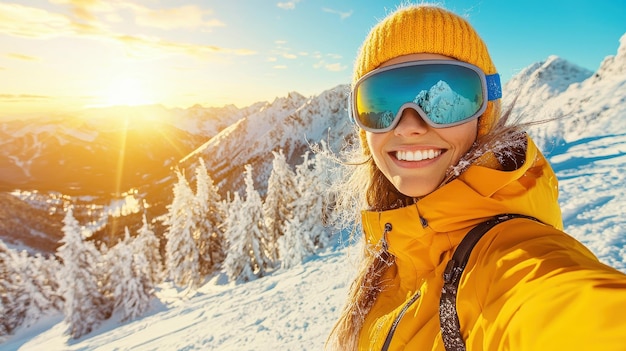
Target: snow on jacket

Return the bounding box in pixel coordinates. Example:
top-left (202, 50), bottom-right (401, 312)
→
top-left (358, 135), bottom-right (626, 350)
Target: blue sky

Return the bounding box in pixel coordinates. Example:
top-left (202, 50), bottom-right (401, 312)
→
top-left (0, 0), bottom-right (624, 116)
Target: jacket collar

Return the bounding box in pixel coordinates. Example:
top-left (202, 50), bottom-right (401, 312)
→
top-left (361, 136), bottom-right (563, 278)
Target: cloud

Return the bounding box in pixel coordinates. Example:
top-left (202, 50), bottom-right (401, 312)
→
top-left (0, 3), bottom-right (74, 38)
top-left (314, 59), bottom-right (347, 72)
top-left (0, 3), bottom-right (253, 60)
top-left (48, 0), bottom-right (114, 22)
top-left (6, 53), bottom-right (39, 61)
top-left (0, 94), bottom-right (51, 102)
top-left (324, 63), bottom-right (346, 72)
top-left (277, 1), bottom-right (300, 10)
top-left (131, 4), bottom-right (225, 30)
top-left (50, 1), bottom-right (225, 30)
top-left (322, 7), bottom-right (353, 20)
top-left (273, 65), bottom-right (288, 69)
top-left (115, 33), bottom-right (256, 59)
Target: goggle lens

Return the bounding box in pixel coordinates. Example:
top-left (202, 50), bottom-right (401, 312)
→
top-left (352, 61), bottom-right (499, 132)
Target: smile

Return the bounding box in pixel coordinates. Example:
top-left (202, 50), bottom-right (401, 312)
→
top-left (395, 149), bottom-right (442, 161)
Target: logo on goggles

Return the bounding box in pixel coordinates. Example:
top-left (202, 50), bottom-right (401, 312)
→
top-left (350, 60), bottom-right (501, 133)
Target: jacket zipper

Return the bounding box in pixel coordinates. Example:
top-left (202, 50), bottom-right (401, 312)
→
top-left (381, 290), bottom-right (421, 351)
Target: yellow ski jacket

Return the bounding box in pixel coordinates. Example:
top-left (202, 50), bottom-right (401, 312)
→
top-left (358, 136), bottom-right (626, 350)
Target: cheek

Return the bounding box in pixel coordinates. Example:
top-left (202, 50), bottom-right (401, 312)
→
top-left (447, 121), bottom-right (478, 156)
top-left (365, 132), bottom-right (389, 170)
top-left (365, 132), bottom-right (383, 156)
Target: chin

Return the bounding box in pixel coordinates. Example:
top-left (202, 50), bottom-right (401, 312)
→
top-left (395, 183), bottom-right (437, 198)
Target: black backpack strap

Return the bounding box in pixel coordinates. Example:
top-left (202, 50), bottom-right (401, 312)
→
top-left (439, 214), bottom-right (539, 351)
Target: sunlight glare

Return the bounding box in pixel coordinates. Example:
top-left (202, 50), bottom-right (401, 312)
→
top-left (103, 77), bottom-right (155, 107)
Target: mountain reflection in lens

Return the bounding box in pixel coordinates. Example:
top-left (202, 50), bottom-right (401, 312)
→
top-left (355, 62), bottom-right (485, 130)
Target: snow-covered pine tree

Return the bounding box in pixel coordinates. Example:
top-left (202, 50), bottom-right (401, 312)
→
top-left (222, 192), bottom-right (253, 281)
top-left (164, 170), bottom-right (203, 290)
top-left (135, 213), bottom-right (163, 286)
top-left (16, 251), bottom-right (63, 329)
top-left (96, 240), bottom-right (115, 317)
top-left (263, 150), bottom-right (297, 263)
top-left (57, 207), bottom-right (111, 339)
top-left (125, 239), bottom-right (153, 321)
top-left (106, 229), bottom-right (151, 322)
top-left (306, 140), bottom-right (346, 240)
top-left (0, 240), bottom-right (28, 338)
top-left (242, 165), bottom-right (274, 273)
top-left (287, 152), bottom-right (327, 253)
top-left (223, 165), bottom-right (273, 282)
top-left (308, 141), bottom-right (338, 247)
top-left (278, 213), bottom-right (315, 269)
top-left (193, 158), bottom-right (225, 276)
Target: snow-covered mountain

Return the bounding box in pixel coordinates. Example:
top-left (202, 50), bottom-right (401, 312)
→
top-left (178, 87), bottom-right (354, 194)
top-left (503, 33), bottom-right (626, 152)
top-left (0, 85), bottom-right (356, 252)
top-left (0, 114), bottom-right (189, 195)
top-left (413, 80), bottom-right (479, 123)
top-left (0, 103), bottom-right (265, 252)
top-left (0, 103), bottom-right (257, 195)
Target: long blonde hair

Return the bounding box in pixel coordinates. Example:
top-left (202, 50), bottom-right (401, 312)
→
top-left (325, 101), bottom-right (539, 350)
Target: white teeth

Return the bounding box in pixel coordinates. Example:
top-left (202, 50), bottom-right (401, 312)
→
top-left (396, 149), bottom-right (442, 161)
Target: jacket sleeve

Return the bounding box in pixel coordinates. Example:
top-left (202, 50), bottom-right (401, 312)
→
top-left (459, 219), bottom-right (626, 351)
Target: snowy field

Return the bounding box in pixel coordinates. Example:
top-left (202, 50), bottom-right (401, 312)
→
top-left (2, 130), bottom-right (625, 351)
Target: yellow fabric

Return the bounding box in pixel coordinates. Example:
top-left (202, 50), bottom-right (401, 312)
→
top-left (353, 5), bottom-right (499, 137)
top-left (358, 136), bottom-right (626, 350)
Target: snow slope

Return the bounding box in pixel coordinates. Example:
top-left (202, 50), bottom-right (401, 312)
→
top-left (3, 135), bottom-right (625, 351)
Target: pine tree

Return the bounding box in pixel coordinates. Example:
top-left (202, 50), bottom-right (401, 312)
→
top-left (242, 165), bottom-right (274, 273)
top-left (135, 213), bottom-right (163, 286)
top-left (193, 158), bottom-right (225, 276)
top-left (279, 215), bottom-right (315, 269)
top-left (263, 150), bottom-right (297, 263)
top-left (125, 240), bottom-right (153, 321)
top-left (16, 251), bottom-right (63, 329)
top-left (107, 229), bottom-right (152, 322)
top-left (0, 240), bottom-right (27, 338)
top-left (0, 241), bottom-right (63, 339)
top-left (57, 207), bottom-right (110, 339)
top-left (295, 152), bottom-right (326, 243)
top-left (308, 143), bottom-right (337, 247)
top-left (164, 170), bottom-right (202, 289)
top-left (222, 192), bottom-right (253, 281)
top-left (278, 151), bottom-right (334, 267)
top-left (223, 165), bottom-right (273, 282)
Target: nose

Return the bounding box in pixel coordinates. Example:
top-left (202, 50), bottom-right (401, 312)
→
top-left (393, 108), bottom-right (429, 136)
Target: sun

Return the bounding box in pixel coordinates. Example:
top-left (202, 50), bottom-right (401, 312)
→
top-left (102, 77), bottom-right (155, 107)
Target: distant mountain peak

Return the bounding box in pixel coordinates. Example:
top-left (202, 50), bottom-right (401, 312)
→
top-left (508, 55), bottom-right (592, 95)
top-left (502, 31), bottom-right (626, 151)
top-left (502, 55), bottom-right (593, 118)
top-left (595, 32), bottom-right (626, 79)
top-left (413, 80), bottom-right (479, 121)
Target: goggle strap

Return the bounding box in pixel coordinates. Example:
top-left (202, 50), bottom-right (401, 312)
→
top-left (486, 73), bottom-right (502, 101)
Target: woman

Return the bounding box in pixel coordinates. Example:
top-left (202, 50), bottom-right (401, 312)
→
top-left (326, 4), bottom-right (626, 351)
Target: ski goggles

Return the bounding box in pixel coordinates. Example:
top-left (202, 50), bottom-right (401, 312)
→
top-left (350, 60), bottom-right (502, 133)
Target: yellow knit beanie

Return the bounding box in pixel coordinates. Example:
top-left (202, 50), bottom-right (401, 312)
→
top-left (353, 4), bottom-right (500, 137)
